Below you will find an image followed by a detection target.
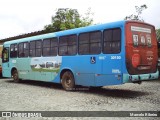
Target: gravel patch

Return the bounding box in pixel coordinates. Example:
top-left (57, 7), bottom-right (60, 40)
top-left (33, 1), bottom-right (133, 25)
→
top-left (0, 78), bottom-right (160, 120)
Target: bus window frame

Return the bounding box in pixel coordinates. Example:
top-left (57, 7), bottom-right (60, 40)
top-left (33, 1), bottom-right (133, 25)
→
top-left (78, 30), bottom-right (102, 55)
top-left (10, 43), bottom-right (18, 58)
top-left (29, 41), bottom-right (36, 57)
top-left (2, 47), bottom-right (9, 63)
top-left (59, 34), bottom-right (77, 56)
top-left (29, 40), bottom-right (42, 57)
top-left (103, 28), bottom-right (121, 54)
top-left (42, 37), bottom-right (58, 57)
top-left (18, 42), bottom-right (29, 58)
top-left (35, 40), bottom-right (42, 57)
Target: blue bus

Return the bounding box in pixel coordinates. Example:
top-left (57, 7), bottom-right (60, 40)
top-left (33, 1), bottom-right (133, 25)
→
top-left (0, 45), bottom-right (3, 75)
top-left (2, 20), bottom-right (159, 90)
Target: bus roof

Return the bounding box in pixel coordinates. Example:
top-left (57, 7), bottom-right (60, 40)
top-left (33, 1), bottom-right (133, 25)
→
top-left (3, 20), bottom-right (155, 45)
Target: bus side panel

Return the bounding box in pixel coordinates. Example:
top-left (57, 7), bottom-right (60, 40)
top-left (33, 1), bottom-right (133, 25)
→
top-left (13, 57), bottom-right (61, 82)
top-left (99, 54), bottom-right (123, 86)
top-left (61, 55), bottom-right (123, 87)
top-left (2, 63), bottom-right (11, 77)
top-left (95, 74), bottom-right (122, 86)
top-left (61, 56), bottom-right (102, 86)
top-left (75, 73), bottom-right (95, 86)
top-left (29, 56), bottom-right (62, 82)
top-left (16, 58), bottom-right (31, 80)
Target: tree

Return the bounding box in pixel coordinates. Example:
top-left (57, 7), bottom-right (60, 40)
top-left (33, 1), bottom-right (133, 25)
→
top-left (44, 8), bottom-right (93, 32)
top-left (124, 4), bottom-right (147, 22)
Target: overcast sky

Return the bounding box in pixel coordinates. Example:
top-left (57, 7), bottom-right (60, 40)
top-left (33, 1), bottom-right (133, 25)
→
top-left (0, 0), bottom-right (160, 39)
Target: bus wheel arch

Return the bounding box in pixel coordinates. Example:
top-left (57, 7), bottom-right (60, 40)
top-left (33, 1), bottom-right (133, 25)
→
top-left (60, 69), bottom-right (75, 91)
top-left (11, 68), bottom-right (21, 83)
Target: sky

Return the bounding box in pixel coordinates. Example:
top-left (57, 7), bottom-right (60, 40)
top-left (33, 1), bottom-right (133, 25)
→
top-left (0, 0), bottom-right (160, 39)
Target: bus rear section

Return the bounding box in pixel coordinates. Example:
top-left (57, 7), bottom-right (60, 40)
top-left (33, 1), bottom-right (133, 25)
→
top-left (124, 21), bottom-right (159, 83)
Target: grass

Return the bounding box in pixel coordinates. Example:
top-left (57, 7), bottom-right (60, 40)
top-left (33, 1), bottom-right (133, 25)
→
top-left (32, 68), bottom-right (60, 73)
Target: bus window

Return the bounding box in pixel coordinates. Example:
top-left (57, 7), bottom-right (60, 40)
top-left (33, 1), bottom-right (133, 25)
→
top-left (2, 48), bottom-right (9, 62)
top-left (18, 43), bottom-right (24, 57)
top-left (103, 28), bottom-right (121, 54)
top-left (67, 35), bottom-right (77, 55)
top-left (30, 40), bottom-right (42, 57)
top-left (24, 42), bottom-right (29, 57)
top-left (59, 35), bottom-right (77, 56)
top-left (79, 32), bottom-right (89, 54)
top-left (18, 42), bottom-right (29, 57)
top-left (90, 31), bottom-right (102, 54)
top-left (50, 38), bottom-right (58, 56)
top-left (79, 31), bottom-right (101, 55)
top-left (43, 37), bottom-right (58, 56)
top-left (10, 44), bottom-right (18, 58)
top-left (29, 41), bottom-right (36, 57)
top-left (35, 40), bottom-right (42, 57)
top-left (43, 39), bottom-right (50, 56)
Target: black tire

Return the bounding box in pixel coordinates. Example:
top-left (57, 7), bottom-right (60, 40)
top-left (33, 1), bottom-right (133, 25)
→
top-left (61, 71), bottom-right (75, 91)
top-left (12, 69), bottom-right (21, 83)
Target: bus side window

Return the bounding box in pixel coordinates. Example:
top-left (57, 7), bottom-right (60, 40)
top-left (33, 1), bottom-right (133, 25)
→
top-left (18, 43), bottom-right (24, 57)
top-left (103, 29), bottom-right (112, 53)
top-left (35, 40), bottom-right (42, 57)
top-left (29, 41), bottom-right (36, 57)
top-left (24, 42), bottom-right (29, 57)
top-left (112, 29), bottom-right (121, 53)
top-left (67, 35), bottom-right (77, 55)
top-left (59, 36), bottom-right (68, 56)
top-left (79, 31), bottom-right (101, 55)
top-left (2, 48), bottom-right (9, 62)
top-left (51, 38), bottom-right (58, 56)
top-left (18, 42), bottom-right (29, 58)
top-left (10, 44), bottom-right (17, 58)
top-left (43, 37), bottom-right (58, 56)
top-left (59, 35), bottom-right (77, 56)
top-left (43, 39), bottom-right (50, 56)
top-left (79, 33), bottom-right (89, 55)
top-left (90, 31), bottom-right (102, 54)
top-left (103, 28), bottom-right (121, 54)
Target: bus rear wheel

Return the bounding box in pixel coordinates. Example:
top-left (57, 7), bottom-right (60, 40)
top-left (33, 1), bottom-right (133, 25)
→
top-left (61, 71), bottom-right (75, 91)
top-left (12, 69), bottom-right (21, 83)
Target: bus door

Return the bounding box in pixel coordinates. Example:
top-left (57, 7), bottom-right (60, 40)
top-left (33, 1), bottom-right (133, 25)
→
top-left (100, 28), bottom-right (122, 86)
top-left (2, 47), bottom-right (11, 77)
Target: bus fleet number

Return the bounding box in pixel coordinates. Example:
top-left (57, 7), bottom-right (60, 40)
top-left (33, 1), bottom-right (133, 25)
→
top-left (111, 56), bottom-right (121, 60)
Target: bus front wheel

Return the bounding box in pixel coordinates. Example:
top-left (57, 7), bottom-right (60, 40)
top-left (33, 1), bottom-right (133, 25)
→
top-left (12, 69), bottom-right (21, 83)
top-left (61, 71), bottom-right (75, 91)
